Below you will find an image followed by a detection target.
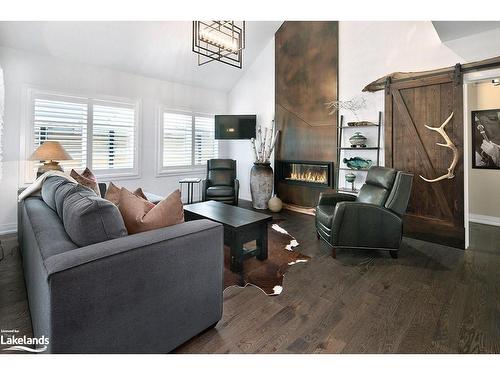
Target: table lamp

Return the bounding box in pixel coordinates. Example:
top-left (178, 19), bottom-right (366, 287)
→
top-left (29, 141), bottom-right (73, 177)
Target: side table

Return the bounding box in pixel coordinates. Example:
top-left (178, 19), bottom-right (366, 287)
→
top-left (179, 178), bottom-right (202, 204)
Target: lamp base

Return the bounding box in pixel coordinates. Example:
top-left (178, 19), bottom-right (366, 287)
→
top-left (37, 161), bottom-right (63, 178)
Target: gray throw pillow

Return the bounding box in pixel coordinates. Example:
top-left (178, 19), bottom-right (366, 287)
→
top-left (41, 176), bottom-right (73, 212)
top-left (54, 181), bottom-right (79, 219)
top-left (62, 184), bottom-right (127, 247)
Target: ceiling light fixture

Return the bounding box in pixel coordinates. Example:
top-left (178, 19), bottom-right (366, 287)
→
top-left (192, 21), bottom-right (245, 69)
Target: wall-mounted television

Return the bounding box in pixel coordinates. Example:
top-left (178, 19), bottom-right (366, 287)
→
top-left (215, 115), bottom-right (256, 140)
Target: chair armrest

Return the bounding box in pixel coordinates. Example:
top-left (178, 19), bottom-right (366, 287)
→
top-left (234, 179), bottom-right (239, 205)
top-left (201, 179), bottom-right (208, 201)
top-left (317, 191), bottom-right (356, 207)
top-left (332, 202), bottom-right (403, 249)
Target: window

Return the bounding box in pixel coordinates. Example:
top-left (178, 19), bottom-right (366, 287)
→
top-left (160, 110), bottom-right (217, 173)
top-left (194, 115), bottom-right (218, 166)
top-left (92, 103), bottom-right (136, 171)
top-left (28, 90), bottom-right (138, 181)
top-left (162, 112), bottom-right (193, 168)
top-left (33, 97), bottom-right (88, 171)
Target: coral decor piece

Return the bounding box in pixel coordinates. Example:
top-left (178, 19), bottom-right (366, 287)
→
top-left (325, 96), bottom-right (367, 120)
top-left (343, 157), bottom-right (373, 170)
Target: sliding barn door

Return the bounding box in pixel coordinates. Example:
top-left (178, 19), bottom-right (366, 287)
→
top-left (385, 74), bottom-right (464, 248)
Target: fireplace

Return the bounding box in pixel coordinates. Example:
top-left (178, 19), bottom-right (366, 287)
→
top-left (275, 160), bottom-right (334, 188)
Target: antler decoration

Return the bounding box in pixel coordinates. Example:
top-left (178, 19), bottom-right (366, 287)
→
top-left (419, 112), bottom-right (459, 183)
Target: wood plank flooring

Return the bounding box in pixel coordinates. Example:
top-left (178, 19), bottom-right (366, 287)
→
top-left (1, 201), bottom-right (499, 353)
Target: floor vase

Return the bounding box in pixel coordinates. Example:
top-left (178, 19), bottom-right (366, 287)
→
top-left (250, 163), bottom-right (273, 209)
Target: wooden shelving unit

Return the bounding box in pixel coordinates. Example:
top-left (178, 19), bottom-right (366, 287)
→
top-left (336, 111), bottom-right (382, 192)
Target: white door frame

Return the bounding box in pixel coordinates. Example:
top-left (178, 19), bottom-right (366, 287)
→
top-left (462, 68), bottom-right (500, 249)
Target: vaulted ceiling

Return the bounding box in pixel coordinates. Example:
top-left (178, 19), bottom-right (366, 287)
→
top-left (0, 21), bottom-right (282, 92)
top-left (432, 21), bottom-right (500, 61)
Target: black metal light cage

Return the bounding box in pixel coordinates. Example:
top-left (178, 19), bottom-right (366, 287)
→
top-left (192, 21), bottom-right (245, 69)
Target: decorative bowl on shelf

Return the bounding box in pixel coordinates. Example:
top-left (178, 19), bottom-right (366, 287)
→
top-left (343, 157), bottom-right (373, 170)
top-left (349, 132), bottom-right (367, 148)
top-left (347, 121), bottom-right (378, 127)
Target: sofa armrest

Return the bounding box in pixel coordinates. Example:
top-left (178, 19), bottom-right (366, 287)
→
top-left (43, 219), bottom-right (223, 353)
top-left (317, 191), bottom-right (356, 207)
top-left (332, 202), bottom-right (403, 249)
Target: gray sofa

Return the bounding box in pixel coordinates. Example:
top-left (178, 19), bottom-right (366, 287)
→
top-left (18, 176), bottom-right (224, 353)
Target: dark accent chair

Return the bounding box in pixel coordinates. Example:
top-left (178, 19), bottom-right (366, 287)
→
top-left (202, 159), bottom-right (239, 205)
top-left (315, 166), bottom-right (413, 259)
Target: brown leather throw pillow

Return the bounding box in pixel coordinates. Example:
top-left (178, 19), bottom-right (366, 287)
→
top-left (118, 188), bottom-right (184, 234)
top-left (105, 182), bottom-right (149, 206)
top-left (70, 167), bottom-right (100, 196)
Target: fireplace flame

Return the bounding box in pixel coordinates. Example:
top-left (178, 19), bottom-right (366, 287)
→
top-left (286, 170), bottom-right (327, 184)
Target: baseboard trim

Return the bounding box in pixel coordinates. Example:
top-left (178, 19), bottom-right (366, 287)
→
top-left (0, 222), bottom-right (17, 235)
top-left (469, 214), bottom-right (500, 227)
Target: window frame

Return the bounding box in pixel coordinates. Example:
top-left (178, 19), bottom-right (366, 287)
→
top-left (22, 87), bottom-right (141, 184)
top-left (156, 107), bottom-right (218, 177)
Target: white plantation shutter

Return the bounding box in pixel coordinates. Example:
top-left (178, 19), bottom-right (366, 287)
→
top-left (28, 91), bottom-right (138, 182)
top-left (33, 97), bottom-right (88, 171)
top-left (194, 115), bottom-right (218, 165)
top-left (92, 103), bottom-right (136, 171)
top-left (162, 112), bottom-right (193, 168)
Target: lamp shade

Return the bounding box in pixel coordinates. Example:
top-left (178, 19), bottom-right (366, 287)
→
top-left (29, 141), bottom-right (73, 162)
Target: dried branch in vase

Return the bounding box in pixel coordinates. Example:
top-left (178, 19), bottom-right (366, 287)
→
top-left (251, 120), bottom-right (280, 164)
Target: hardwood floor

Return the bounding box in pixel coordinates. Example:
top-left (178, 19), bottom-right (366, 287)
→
top-left (1, 201), bottom-right (499, 353)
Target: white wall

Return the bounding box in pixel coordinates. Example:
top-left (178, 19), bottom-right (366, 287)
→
top-left (0, 46), bottom-right (227, 233)
top-left (338, 21), bottom-right (462, 190)
top-left (224, 22), bottom-right (464, 195)
top-left (222, 38), bottom-right (275, 200)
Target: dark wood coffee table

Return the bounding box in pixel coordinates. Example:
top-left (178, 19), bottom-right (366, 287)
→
top-left (184, 200), bottom-right (272, 272)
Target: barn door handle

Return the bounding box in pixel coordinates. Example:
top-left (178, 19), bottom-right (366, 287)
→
top-left (419, 112), bottom-right (459, 183)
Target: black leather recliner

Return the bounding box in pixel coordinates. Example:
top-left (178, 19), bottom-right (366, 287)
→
top-left (202, 159), bottom-right (239, 205)
top-left (315, 166), bottom-right (413, 258)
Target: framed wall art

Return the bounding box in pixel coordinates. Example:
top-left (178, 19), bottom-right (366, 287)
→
top-left (472, 109), bottom-right (500, 169)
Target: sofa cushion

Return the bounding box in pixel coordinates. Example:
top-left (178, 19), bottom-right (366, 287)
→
top-left (118, 188), bottom-right (184, 235)
top-left (356, 185), bottom-right (390, 206)
top-left (70, 168), bottom-right (100, 196)
top-left (62, 185), bottom-right (127, 247)
top-left (23, 197), bottom-right (78, 260)
top-left (206, 186), bottom-right (234, 197)
top-left (365, 166), bottom-right (397, 189)
top-left (207, 160), bottom-right (236, 186)
top-left (41, 176), bottom-right (73, 212)
top-left (54, 181), bottom-right (79, 219)
top-left (356, 166), bottom-right (397, 206)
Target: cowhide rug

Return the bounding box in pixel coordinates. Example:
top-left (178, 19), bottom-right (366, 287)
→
top-left (224, 220), bottom-right (310, 296)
